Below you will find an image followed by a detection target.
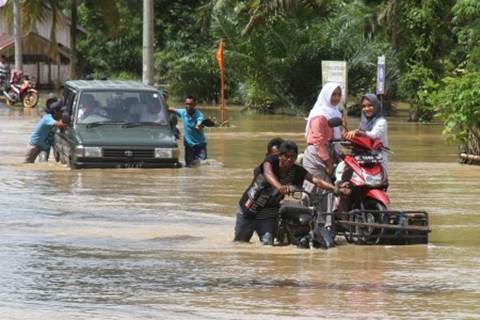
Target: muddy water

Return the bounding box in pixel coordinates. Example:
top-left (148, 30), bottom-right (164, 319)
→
top-left (0, 103), bottom-right (479, 319)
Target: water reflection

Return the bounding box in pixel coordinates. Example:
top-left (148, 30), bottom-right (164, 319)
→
top-left (0, 102), bottom-right (479, 319)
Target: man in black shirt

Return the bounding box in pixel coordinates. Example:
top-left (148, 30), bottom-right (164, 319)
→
top-left (234, 140), bottom-right (348, 245)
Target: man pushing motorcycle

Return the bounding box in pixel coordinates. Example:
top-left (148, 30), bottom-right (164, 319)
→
top-left (233, 140), bottom-right (350, 246)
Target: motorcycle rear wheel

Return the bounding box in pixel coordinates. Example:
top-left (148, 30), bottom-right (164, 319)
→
top-left (23, 91), bottom-right (39, 108)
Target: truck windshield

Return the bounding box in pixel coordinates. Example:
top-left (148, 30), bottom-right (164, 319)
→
top-left (76, 90), bottom-right (168, 125)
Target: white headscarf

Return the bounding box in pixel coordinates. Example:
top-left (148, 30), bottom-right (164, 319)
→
top-left (305, 82), bottom-right (343, 139)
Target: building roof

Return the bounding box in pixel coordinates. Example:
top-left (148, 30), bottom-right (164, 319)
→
top-left (0, 32), bottom-right (71, 63)
top-left (66, 80), bottom-right (157, 91)
top-left (0, 33), bottom-right (13, 51)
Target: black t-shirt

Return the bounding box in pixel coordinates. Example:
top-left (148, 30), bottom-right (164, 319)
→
top-left (239, 155), bottom-right (308, 219)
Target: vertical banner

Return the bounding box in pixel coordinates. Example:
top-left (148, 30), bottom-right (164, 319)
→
top-left (216, 39), bottom-right (225, 124)
top-left (376, 55), bottom-right (386, 107)
top-left (321, 60), bottom-right (348, 129)
top-left (376, 55), bottom-right (385, 95)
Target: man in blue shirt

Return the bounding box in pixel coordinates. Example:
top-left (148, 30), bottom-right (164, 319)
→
top-left (169, 96), bottom-right (207, 166)
top-left (24, 99), bottom-right (65, 163)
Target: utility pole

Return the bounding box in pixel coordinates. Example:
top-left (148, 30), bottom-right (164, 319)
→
top-left (70, 0), bottom-right (78, 79)
top-left (142, 0), bottom-right (154, 85)
top-left (13, 0), bottom-right (22, 70)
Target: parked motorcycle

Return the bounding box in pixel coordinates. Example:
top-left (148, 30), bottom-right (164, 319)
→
top-left (1, 70), bottom-right (39, 108)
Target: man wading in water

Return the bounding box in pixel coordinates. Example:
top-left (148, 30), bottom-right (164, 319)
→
top-left (168, 96), bottom-right (207, 167)
top-left (234, 140), bottom-right (350, 245)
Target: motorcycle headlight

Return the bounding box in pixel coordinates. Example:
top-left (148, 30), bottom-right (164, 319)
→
top-left (365, 173), bottom-right (384, 186)
top-left (154, 147), bottom-right (178, 159)
top-left (74, 146), bottom-right (102, 158)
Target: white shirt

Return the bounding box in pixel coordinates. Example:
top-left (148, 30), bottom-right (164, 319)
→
top-left (364, 118), bottom-right (389, 172)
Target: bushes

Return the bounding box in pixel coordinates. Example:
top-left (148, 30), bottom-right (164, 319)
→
top-left (430, 72), bottom-right (480, 144)
top-left (400, 64), bottom-right (436, 121)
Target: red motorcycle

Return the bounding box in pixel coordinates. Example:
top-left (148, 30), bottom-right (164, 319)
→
top-left (333, 135), bottom-right (429, 245)
top-left (2, 69), bottom-right (39, 108)
top-left (277, 118), bottom-right (430, 249)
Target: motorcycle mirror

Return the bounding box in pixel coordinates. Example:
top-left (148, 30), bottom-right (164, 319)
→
top-left (328, 117), bottom-right (343, 128)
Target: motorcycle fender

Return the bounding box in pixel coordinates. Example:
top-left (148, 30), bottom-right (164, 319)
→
top-left (366, 189), bottom-right (390, 206)
top-left (28, 88), bottom-right (38, 93)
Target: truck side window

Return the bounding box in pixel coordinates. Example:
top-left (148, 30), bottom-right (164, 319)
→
top-left (63, 89), bottom-right (77, 124)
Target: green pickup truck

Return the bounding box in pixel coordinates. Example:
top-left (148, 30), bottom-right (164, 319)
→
top-left (53, 80), bottom-right (181, 169)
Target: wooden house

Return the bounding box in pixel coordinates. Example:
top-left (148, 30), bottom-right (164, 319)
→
top-left (0, 13), bottom-right (85, 87)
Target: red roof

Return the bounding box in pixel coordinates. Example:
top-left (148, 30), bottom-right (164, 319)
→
top-left (0, 33), bottom-right (14, 51)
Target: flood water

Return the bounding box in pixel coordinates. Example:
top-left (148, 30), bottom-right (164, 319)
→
top-left (0, 102), bottom-right (479, 319)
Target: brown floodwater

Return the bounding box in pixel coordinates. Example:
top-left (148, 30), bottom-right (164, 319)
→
top-left (0, 102), bottom-right (479, 319)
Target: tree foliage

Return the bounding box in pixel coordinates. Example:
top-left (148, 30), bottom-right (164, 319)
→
top-left (38, 0), bottom-right (474, 141)
top-left (430, 72), bottom-right (480, 143)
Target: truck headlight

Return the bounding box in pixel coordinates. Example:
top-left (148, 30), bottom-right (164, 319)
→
top-left (74, 146), bottom-right (102, 158)
top-left (154, 148), bottom-right (178, 159)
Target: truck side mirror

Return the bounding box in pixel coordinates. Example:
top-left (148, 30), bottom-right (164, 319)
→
top-left (62, 110), bottom-right (71, 124)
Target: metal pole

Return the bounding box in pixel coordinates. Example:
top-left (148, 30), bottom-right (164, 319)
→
top-left (13, 0), bottom-right (22, 70)
top-left (142, 0), bottom-right (154, 85)
top-left (70, 0), bottom-right (78, 79)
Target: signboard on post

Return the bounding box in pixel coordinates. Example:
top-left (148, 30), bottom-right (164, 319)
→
top-left (321, 60), bottom-right (347, 97)
top-left (376, 55), bottom-right (385, 95)
top-left (321, 60), bottom-right (348, 127)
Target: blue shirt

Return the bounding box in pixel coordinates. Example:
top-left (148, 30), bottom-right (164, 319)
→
top-left (175, 108), bottom-right (206, 146)
top-left (29, 114), bottom-right (56, 151)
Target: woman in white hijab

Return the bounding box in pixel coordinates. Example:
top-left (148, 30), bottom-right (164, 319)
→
top-left (303, 82), bottom-right (343, 181)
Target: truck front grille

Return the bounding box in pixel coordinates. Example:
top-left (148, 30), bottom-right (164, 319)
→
top-left (102, 148), bottom-right (154, 159)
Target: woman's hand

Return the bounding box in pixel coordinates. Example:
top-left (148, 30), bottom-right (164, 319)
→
top-left (343, 130), bottom-right (357, 140)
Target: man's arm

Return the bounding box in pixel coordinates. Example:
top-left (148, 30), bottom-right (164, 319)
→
top-left (263, 162), bottom-right (289, 195)
top-left (54, 120), bottom-right (66, 128)
top-left (195, 111), bottom-right (205, 131)
top-left (305, 172), bottom-right (351, 195)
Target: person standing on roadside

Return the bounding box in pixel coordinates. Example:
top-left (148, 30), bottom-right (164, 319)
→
top-left (24, 98), bottom-right (66, 163)
top-left (168, 96), bottom-right (207, 166)
top-left (0, 55), bottom-right (10, 90)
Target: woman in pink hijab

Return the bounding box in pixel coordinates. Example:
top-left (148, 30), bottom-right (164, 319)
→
top-left (303, 82), bottom-right (343, 181)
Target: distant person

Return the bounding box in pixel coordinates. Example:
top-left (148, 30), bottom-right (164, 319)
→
top-left (77, 93), bottom-right (108, 123)
top-left (139, 94), bottom-right (168, 124)
top-left (234, 140), bottom-right (349, 246)
top-left (266, 137), bottom-right (284, 157)
top-left (344, 93), bottom-right (389, 172)
top-left (24, 99), bottom-right (65, 163)
top-left (0, 55), bottom-right (10, 90)
top-left (254, 137), bottom-right (285, 176)
top-left (168, 96), bottom-right (207, 166)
